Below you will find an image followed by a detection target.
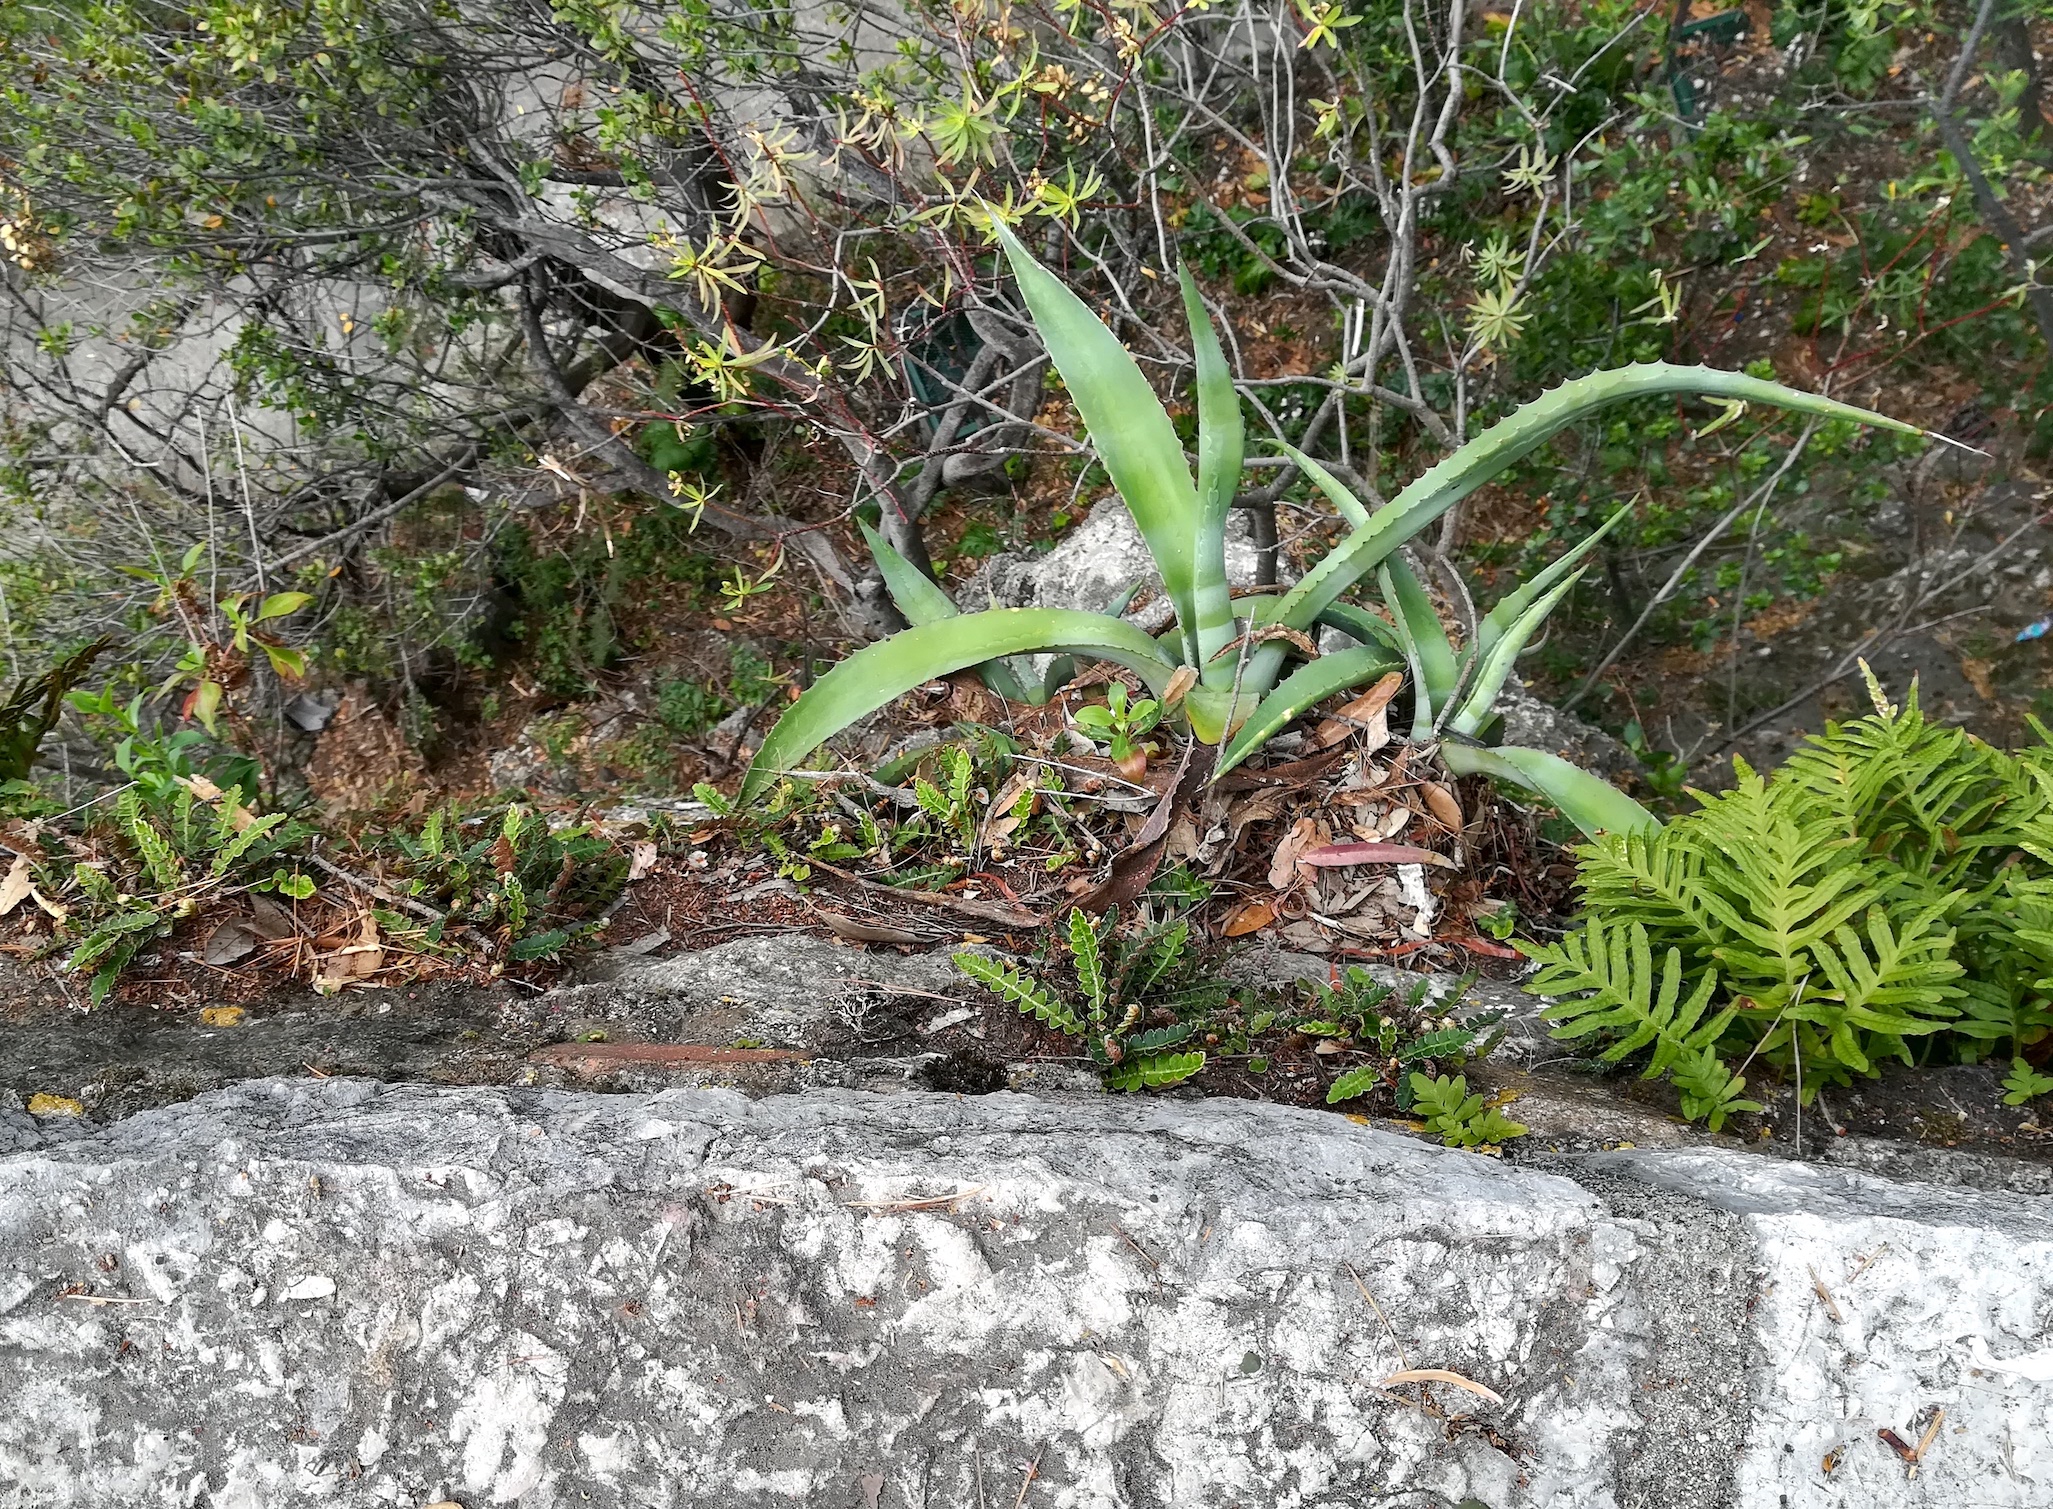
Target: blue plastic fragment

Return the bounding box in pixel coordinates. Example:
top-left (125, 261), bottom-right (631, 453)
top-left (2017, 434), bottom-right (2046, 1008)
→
top-left (2019, 618), bottom-right (2053, 642)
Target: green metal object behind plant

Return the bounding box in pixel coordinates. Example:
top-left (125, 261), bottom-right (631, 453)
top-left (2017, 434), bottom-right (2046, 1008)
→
top-left (741, 223), bottom-right (1923, 812)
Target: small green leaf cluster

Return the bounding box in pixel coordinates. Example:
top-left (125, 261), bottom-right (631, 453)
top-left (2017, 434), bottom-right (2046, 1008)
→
top-left (721, 728), bottom-right (1108, 888)
top-left (54, 782), bottom-right (307, 1003)
top-left (954, 906), bottom-right (1224, 1092)
top-left (377, 802), bottom-right (626, 958)
top-left (1070, 683), bottom-right (1161, 768)
top-left (1408, 1074), bottom-right (1529, 1150)
top-left (1528, 681), bottom-right (2053, 1121)
top-left (1308, 967), bottom-right (1505, 1117)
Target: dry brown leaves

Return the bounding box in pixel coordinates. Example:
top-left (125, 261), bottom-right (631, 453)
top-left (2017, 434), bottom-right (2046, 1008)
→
top-left (312, 911), bottom-right (385, 994)
top-left (0, 853), bottom-right (32, 917)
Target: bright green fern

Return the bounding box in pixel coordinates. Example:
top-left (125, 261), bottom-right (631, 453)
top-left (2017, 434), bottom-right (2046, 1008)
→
top-left (1527, 680), bottom-right (2053, 1126)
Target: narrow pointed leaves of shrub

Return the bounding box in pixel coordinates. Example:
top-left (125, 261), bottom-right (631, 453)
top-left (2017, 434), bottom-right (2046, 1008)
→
top-left (1180, 266), bottom-right (1243, 673)
top-left (1278, 442), bottom-right (1371, 527)
top-left (1315, 600), bottom-right (1403, 655)
top-left (858, 521), bottom-right (1034, 703)
top-left (1215, 646), bottom-right (1402, 778)
top-left (1378, 559), bottom-right (1458, 737)
top-left (991, 219), bottom-right (1209, 664)
top-left (1448, 568), bottom-right (1586, 737)
top-left (741, 610), bottom-right (1175, 802)
top-left (747, 227), bottom-right (1923, 809)
top-left (859, 519), bottom-right (959, 627)
top-left (1271, 363), bottom-right (1922, 638)
top-left (1441, 741), bottom-right (1661, 839)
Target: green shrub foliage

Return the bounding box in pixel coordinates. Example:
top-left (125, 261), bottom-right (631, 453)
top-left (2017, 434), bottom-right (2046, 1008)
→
top-left (1526, 676), bottom-right (2053, 1120)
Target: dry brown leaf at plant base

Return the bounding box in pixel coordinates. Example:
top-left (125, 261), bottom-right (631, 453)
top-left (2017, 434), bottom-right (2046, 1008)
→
top-left (246, 892), bottom-right (299, 939)
top-left (1222, 895), bottom-right (1279, 936)
top-left (313, 912), bottom-right (384, 992)
top-left (0, 852), bottom-right (31, 916)
top-left (1300, 841), bottom-right (1457, 870)
top-left (980, 767), bottom-right (1039, 849)
top-left (1268, 816), bottom-right (1325, 890)
top-left (627, 841), bottom-right (659, 882)
top-left (814, 909), bottom-right (931, 946)
top-left (1421, 781), bottom-right (1464, 832)
top-left (1311, 672), bottom-right (1403, 752)
top-left (202, 920), bottom-right (258, 967)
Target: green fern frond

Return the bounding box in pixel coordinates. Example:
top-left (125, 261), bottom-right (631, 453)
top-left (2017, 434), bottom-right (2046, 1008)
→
top-left (1126, 1022), bottom-right (1195, 1053)
top-left (2003, 1058), bottom-right (2053, 1106)
top-left (1067, 909), bottom-right (1107, 1017)
top-left (1325, 1065), bottom-right (1383, 1104)
top-left (1670, 1048), bottom-right (1762, 1132)
top-left (67, 907), bottom-right (164, 971)
top-left (1804, 905), bottom-right (1962, 1042)
top-left (1571, 826), bottom-right (1722, 946)
top-left (1104, 1050), bottom-right (1205, 1091)
top-left (209, 811), bottom-right (290, 878)
top-left (1528, 916), bottom-right (1734, 1077)
top-left (206, 785), bottom-right (248, 848)
top-left (945, 745), bottom-right (973, 818)
top-left (1131, 918), bottom-right (1190, 996)
top-left (1407, 1072), bottom-right (1526, 1147)
top-left (1396, 1027), bottom-right (1481, 1064)
top-left (954, 951), bottom-right (1084, 1035)
top-left (121, 803), bottom-right (185, 894)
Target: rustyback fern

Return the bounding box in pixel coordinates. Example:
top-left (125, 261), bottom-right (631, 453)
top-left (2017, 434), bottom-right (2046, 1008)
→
top-left (953, 952), bottom-right (1084, 1035)
top-left (953, 910), bottom-right (1216, 1091)
top-left (1528, 682), bottom-right (2053, 1126)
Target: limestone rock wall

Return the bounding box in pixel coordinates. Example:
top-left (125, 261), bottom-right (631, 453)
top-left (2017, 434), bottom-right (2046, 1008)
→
top-left (0, 1081), bottom-right (2048, 1508)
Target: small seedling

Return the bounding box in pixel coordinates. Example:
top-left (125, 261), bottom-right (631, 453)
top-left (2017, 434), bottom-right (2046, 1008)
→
top-left (1409, 1073), bottom-right (1528, 1149)
top-left (1072, 682), bottom-right (1162, 777)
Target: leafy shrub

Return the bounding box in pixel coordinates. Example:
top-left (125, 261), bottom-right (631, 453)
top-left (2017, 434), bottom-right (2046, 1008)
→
top-left (1526, 672), bottom-right (2053, 1120)
top-left (745, 223), bottom-right (1922, 835)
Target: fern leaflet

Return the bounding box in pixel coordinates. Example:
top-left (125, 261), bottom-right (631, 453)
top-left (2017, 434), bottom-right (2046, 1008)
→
top-left (953, 952), bottom-right (1083, 1035)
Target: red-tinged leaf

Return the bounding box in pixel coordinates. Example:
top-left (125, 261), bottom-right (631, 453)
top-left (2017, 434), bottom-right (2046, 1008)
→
top-left (1300, 842), bottom-right (1456, 870)
top-left (1444, 934), bottom-right (1522, 959)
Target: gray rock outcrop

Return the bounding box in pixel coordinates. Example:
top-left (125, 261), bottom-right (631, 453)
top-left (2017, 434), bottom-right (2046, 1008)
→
top-left (3, 1079), bottom-right (2048, 1508)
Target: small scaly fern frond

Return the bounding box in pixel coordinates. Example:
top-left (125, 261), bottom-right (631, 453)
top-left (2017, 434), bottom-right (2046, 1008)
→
top-left (952, 952), bottom-right (1084, 1036)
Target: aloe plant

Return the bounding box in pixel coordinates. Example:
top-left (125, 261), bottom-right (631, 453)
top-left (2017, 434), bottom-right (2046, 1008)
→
top-left (741, 223), bottom-right (1923, 829)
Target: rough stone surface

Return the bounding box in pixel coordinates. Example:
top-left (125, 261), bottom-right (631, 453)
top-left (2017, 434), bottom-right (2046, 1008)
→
top-left (3, 1079), bottom-right (2050, 1508)
top-left (1491, 676), bottom-right (1634, 780)
top-left (962, 497), bottom-right (1276, 631)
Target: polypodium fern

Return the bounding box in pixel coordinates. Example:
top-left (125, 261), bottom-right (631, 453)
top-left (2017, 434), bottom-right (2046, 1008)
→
top-left (1526, 915), bottom-right (1736, 1076)
top-left (1530, 679), bottom-right (2053, 1127)
top-left (2003, 1059), bottom-right (2053, 1106)
top-left (1669, 1047), bottom-right (1763, 1132)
